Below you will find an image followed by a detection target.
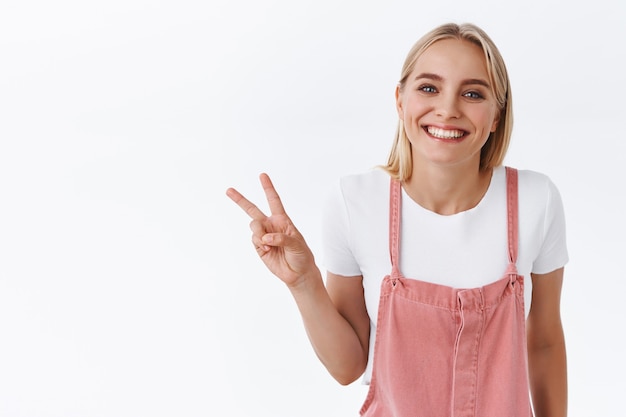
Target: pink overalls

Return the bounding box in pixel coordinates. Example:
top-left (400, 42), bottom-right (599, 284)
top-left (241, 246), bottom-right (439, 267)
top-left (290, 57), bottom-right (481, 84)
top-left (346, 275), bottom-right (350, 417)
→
top-left (360, 167), bottom-right (533, 417)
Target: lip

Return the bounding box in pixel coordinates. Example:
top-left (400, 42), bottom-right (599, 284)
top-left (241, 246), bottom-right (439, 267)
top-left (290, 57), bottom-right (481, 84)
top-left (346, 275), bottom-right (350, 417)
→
top-left (422, 125), bottom-right (468, 142)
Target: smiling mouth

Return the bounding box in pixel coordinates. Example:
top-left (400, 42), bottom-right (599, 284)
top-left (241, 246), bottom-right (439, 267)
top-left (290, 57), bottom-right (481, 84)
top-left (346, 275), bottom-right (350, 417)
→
top-left (425, 126), bottom-right (467, 139)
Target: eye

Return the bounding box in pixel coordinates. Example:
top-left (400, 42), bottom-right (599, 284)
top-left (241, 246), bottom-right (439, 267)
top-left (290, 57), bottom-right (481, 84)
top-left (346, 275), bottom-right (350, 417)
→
top-left (417, 84), bottom-right (437, 94)
top-left (463, 90), bottom-right (484, 100)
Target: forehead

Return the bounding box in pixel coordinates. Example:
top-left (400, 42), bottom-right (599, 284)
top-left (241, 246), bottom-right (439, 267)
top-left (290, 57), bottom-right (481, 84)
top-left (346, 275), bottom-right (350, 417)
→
top-left (414, 38), bottom-right (489, 79)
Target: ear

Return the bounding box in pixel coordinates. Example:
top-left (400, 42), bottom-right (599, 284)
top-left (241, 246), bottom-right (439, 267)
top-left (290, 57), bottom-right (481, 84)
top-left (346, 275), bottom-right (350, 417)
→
top-left (395, 85), bottom-right (404, 119)
top-left (490, 108), bottom-right (501, 132)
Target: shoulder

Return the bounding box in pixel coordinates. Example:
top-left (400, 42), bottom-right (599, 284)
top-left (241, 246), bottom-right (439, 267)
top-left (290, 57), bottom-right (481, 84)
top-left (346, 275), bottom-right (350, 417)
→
top-left (323, 168), bottom-right (390, 212)
top-left (339, 168), bottom-right (390, 190)
top-left (506, 168), bottom-right (569, 272)
top-left (336, 168), bottom-right (391, 202)
top-left (484, 167), bottom-right (557, 207)
top-left (513, 168), bottom-right (563, 204)
top-left (515, 168), bottom-right (554, 188)
top-left (323, 168), bottom-right (391, 226)
top-left (508, 167), bottom-right (567, 231)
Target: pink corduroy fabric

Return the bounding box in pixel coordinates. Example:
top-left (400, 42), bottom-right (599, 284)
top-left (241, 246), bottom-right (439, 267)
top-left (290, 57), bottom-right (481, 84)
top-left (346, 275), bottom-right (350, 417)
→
top-left (360, 167), bottom-right (533, 417)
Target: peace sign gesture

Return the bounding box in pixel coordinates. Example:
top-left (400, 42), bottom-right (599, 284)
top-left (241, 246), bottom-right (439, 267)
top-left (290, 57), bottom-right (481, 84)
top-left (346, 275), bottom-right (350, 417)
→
top-left (226, 174), bottom-right (317, 288)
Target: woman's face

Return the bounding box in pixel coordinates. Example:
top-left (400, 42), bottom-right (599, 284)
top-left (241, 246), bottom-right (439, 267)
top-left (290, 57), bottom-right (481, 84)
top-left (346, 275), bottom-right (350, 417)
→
top-left (396, 38), bottom-right (500, 171)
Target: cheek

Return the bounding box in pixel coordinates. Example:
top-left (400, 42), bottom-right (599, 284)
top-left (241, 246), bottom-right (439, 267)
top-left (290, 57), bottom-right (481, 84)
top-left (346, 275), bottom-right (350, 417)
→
top-left (401, 97), bottom-right (428, 121)
top-left (472, 108), bottom-right (499, 132)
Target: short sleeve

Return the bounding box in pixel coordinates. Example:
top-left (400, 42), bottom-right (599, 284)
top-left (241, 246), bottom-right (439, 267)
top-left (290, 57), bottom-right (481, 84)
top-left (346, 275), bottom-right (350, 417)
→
top-left (320, 179), bottom-right (362, 277)
top-left (532, 178), bottom-right (569, 274)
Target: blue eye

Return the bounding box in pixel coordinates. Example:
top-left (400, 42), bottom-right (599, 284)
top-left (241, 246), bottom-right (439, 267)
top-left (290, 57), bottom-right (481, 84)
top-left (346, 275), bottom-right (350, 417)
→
top-left (464, 91), bottom-right (484, 99)
top-left (418, 85), bottom-right (437, 93)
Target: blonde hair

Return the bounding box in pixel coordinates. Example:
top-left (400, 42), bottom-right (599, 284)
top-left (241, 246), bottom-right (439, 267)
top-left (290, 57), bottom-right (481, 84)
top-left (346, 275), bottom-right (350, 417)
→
top-left (382, 23), bottom-right (513, 181)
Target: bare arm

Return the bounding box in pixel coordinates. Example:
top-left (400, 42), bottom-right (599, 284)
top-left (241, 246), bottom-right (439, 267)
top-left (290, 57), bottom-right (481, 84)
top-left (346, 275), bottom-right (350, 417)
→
top-left (226, 174), bottom-right (369, 385)
top-left (290, 272), bottom-right (370, 385)
top-left (527, 267), bottom-right (567, 417)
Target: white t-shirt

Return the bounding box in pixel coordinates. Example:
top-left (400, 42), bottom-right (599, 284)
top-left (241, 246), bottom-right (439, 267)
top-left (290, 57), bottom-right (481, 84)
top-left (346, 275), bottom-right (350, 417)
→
top-left (321, 165), bottom-right (568, 384)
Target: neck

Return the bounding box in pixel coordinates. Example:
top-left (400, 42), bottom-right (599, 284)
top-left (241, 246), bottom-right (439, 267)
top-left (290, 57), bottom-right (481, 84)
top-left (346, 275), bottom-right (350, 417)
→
top-left (403, 164), bottom-right (493, 215)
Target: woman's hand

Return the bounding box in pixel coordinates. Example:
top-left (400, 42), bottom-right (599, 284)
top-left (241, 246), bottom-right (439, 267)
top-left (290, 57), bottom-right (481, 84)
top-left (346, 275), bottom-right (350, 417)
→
top-left (228, 174), bottom-right (369, 384)
top-left (226, 173), bottom-right (316, 288)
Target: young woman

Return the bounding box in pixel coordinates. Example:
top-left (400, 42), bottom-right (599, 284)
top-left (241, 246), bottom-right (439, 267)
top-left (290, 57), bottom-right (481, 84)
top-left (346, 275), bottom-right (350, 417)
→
top-left (227, 22), bottom-right (568, 417)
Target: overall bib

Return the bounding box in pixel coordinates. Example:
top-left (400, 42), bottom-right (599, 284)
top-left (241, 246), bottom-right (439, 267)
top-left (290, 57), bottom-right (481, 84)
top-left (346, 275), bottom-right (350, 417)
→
top-left (360, 167), bottom-right (533, 417)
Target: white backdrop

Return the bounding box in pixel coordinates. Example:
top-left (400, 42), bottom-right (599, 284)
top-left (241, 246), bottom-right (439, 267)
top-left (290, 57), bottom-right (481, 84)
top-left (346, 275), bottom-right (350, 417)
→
top-left (1, 0), bottom-right (624, 416)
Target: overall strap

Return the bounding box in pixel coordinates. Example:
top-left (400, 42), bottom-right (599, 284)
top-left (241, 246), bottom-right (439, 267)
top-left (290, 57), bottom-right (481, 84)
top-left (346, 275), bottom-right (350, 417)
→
top-left (505, 167), bottom-right (520, 275)
top-left (390, 169), bottom-right (519, 277)
top-left (389, 178), bottom-right (402, 276)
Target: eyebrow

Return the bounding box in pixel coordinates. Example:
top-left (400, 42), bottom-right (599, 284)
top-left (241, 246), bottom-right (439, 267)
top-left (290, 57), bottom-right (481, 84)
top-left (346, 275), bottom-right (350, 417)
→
top-left (413, 72), bottom-right (491, 88)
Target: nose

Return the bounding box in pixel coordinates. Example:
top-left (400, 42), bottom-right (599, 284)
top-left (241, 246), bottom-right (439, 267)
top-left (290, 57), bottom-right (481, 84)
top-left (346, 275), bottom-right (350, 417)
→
top-left (435, 92), bottom-right (461, 119)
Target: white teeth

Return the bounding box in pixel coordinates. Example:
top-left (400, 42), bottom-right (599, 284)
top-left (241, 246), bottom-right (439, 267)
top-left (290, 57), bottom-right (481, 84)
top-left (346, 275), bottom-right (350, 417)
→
top-left (427, 126), bottom-right (465, 139)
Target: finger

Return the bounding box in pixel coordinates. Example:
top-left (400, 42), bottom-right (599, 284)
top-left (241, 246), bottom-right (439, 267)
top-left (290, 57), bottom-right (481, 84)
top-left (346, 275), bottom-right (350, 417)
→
top-left (225, 187), bottom-right (267, 220)
top-left (251, 236), bottom-right (270, 254)
top-left (249, 219), bottom-right (268, 243)
top-left (259, 173), bottom-right (286, 216)
top-left (261, 231), bottom-right (300, 250)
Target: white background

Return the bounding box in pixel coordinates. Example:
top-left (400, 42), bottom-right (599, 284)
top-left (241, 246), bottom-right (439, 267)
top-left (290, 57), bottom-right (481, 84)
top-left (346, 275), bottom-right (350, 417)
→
top-left (1, 0), bottom-right (624, 416)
